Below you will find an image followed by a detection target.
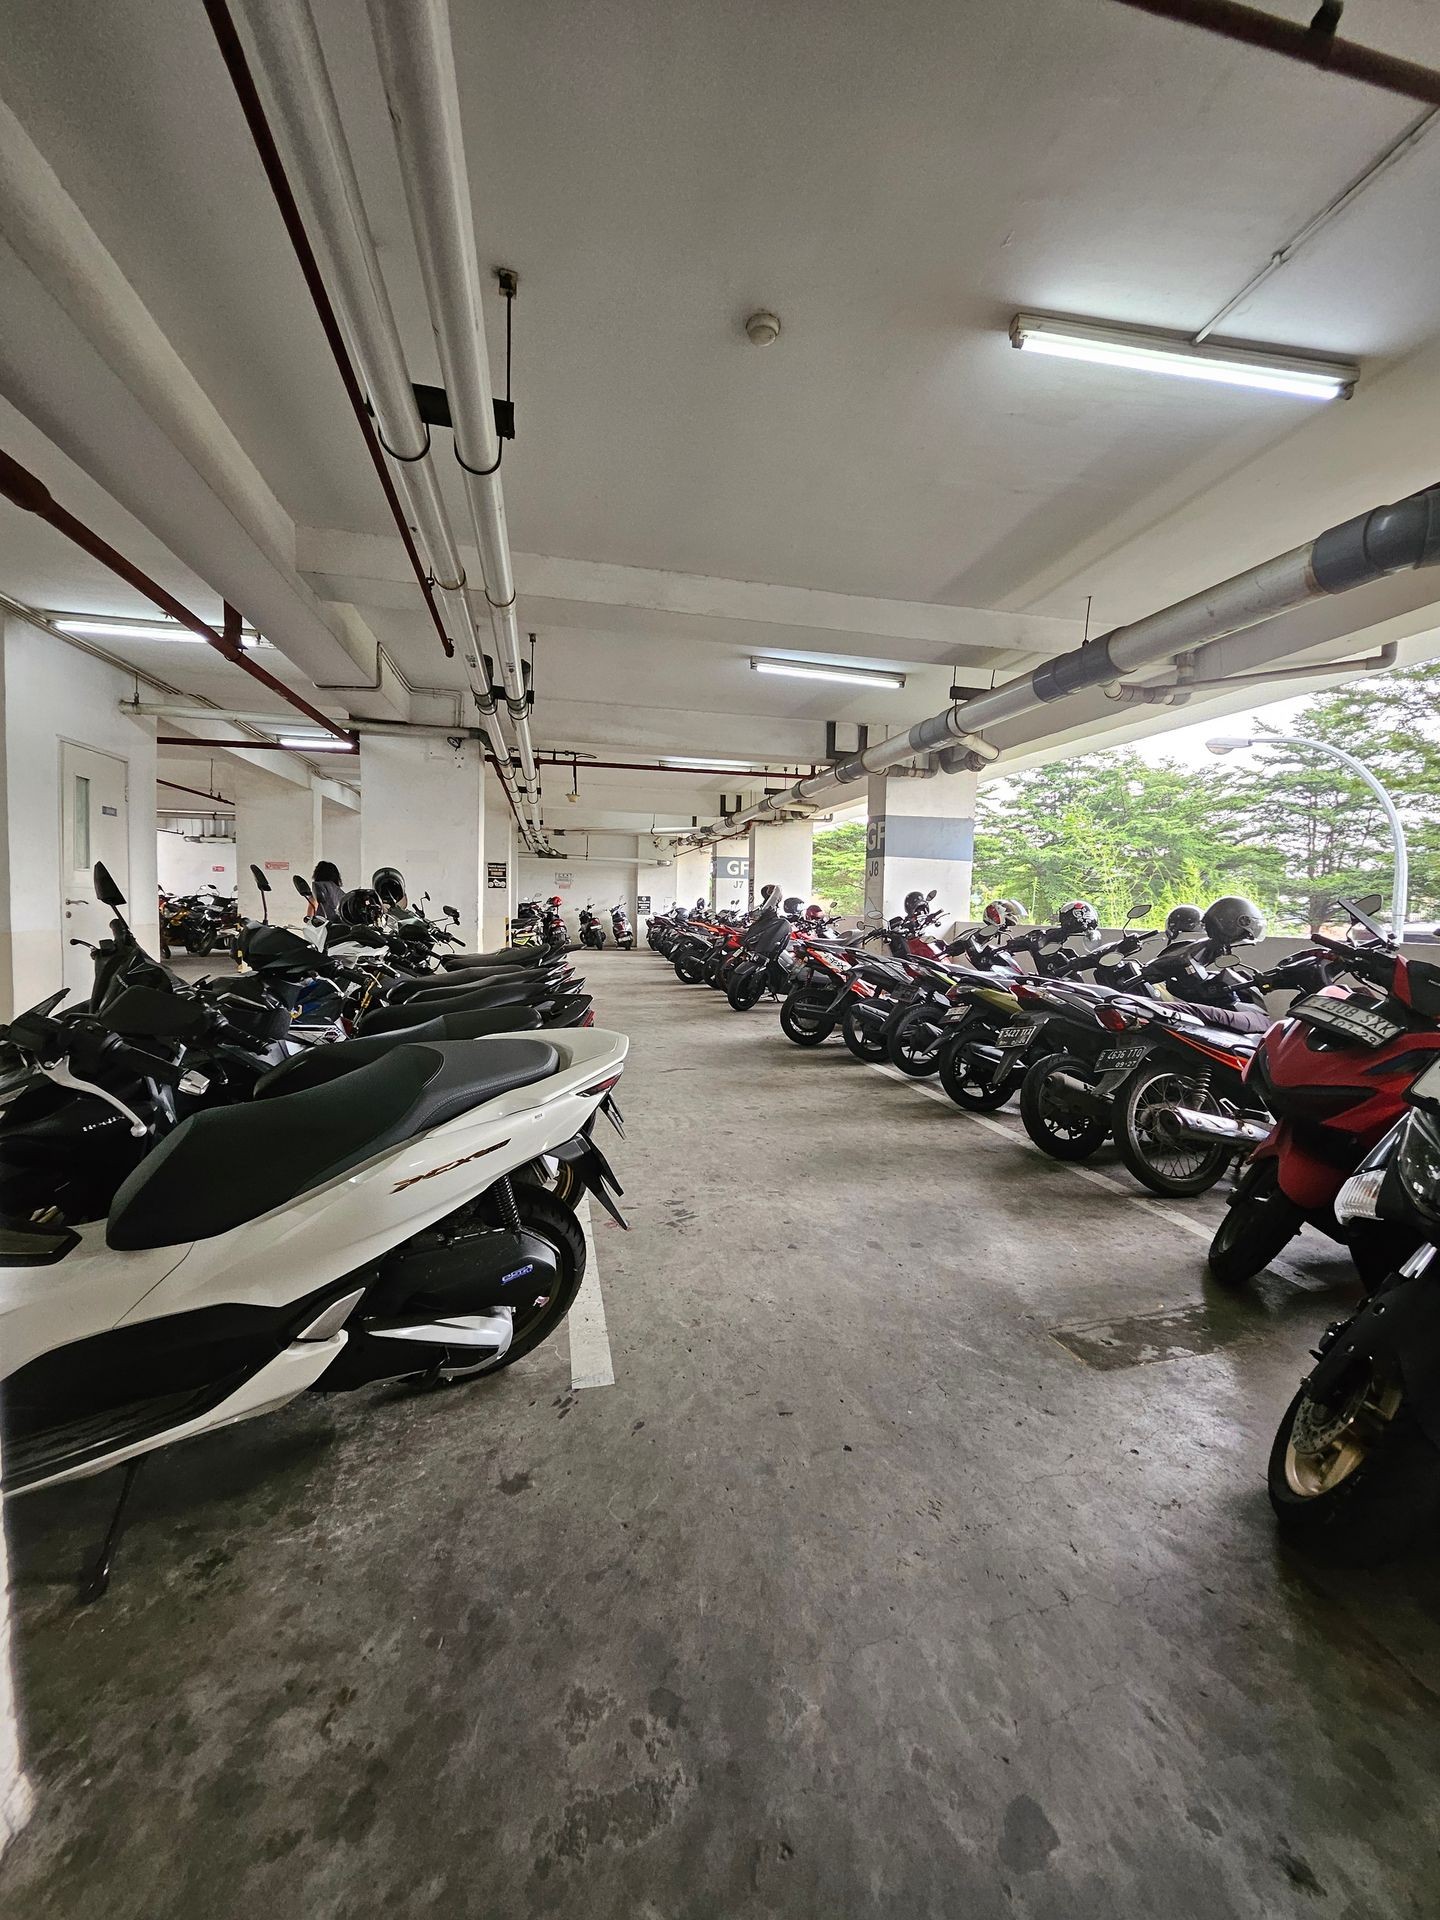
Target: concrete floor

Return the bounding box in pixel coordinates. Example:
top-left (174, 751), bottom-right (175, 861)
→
top-left (4, 950), bottom-right (1440, 1917)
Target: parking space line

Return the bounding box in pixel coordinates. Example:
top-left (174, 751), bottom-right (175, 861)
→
top-left (568, 1194), bottom-right (616, 1389)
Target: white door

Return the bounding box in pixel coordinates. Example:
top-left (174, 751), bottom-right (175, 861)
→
top-left (60, 742), bottom-right (130, 999)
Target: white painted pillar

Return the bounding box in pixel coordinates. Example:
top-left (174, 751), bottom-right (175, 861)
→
top-left (748, 818), bottom-right (813, 908)
top-left (674, 846), bottom-right (711, 912)
top-left (320, 796), bottom-right (361, 887)
top-left (233, 764), bottom-right (321, 923)
top-left (711, 847), bottom-right (749, 914)
top-left (863, 767), bottom-right (977, 926)
top-left (360, 736), bottom-right (484, 944)
top-left (482, 776), bottom-right (514, 950)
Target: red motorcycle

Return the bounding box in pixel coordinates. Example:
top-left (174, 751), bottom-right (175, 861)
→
top-left (1209, 898), bottom-right (1440, 1285)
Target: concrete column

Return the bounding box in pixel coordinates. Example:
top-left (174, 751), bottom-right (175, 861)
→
top-left (482, 780), bottom-right (514, 951)
top-left (675, 846), bottom-right (711, 912)
top-left (863, 767), bottom-right (977, 926)
top-left (748, 818), bottom-right (812, 907)
top-left (321, 796), bottom-right (361, 887)
top-left (233, 765), bottom-right (321, 924)
top-left (360, 736), bottom-right (484, 944)
top-left (711, 846), bottom-right (749, 914)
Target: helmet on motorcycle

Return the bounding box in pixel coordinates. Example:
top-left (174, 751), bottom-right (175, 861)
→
top-left (1164, 903), bottom-right (1204, 943)
top-left (804, 903), bottom-right (825, 923)
top-left (1202, 895), bottom-right (1265, 949)
top-left (338, 886), bottom-right (381, 926)
top-left (548, 895), bottom-right (563, 908)
top-left (782, 895), bottom-right (804, 916)
top-left (903, 891), bottom-right (928, 917)
top-left (1057, 899), bottom-right (1099, 938)
top-left (982, 898), bottom-right (1022, 929)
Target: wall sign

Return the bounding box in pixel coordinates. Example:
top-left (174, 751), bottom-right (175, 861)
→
top-left (712, 854), bottom-right (749, 880)
top-left (101, 804), bottom-right (119, 817)
top-left (263, 859), bottom-right (290, 870)
top-left (486, 861), bottom-right (508, 889)
top-left (636, 895), bottom-right (651, 915)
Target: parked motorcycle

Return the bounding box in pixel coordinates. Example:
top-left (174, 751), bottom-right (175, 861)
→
top-left (579, 903), bottom-right (608, 949)
top-left (610, 903), bottom-right (635, 949)
top-left (1267, 1028), bottom-right (1440, 1562)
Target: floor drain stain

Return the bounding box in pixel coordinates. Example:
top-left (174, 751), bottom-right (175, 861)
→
top-left (1048, 1302), bottom-right (1255, 1370)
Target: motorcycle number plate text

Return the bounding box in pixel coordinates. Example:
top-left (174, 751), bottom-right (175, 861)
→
top-left (996, 1024), bottom-right (1031, 1047)
top-left (1292, 994), bottom-right (1403, 1048)
top-left (1097, 1046), bottom-right (1149, 1070)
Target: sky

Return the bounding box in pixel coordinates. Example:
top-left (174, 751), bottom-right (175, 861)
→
top-left (1128, 692), bottom-right (1314, 770)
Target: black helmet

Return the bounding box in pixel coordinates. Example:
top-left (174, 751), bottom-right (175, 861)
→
top-left (1164, 903), bottom-right (1204, 943)
top-left (1203, 895), bottom-right (1265, 949)
top-left (903, 891), bottom-right (928, 916)
top-left (371, 866), bottom-right (407, 907)
top-left (1057, 899), bottom-right (1098, 938)
top-left (782, 894), bottom-right (804, 916)
top-left (982, 898), bottom-right (1023, 930)
top-left (339, 886), bottom-right (381, 926)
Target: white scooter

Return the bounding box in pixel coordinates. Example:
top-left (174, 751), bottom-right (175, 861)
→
top-left (0, 965), bottom-right (628, 1598)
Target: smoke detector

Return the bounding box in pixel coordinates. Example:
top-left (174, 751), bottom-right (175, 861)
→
top-left (744, 310), bottom-right (781, 346)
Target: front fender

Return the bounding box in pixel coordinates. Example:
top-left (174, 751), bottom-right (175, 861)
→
top-left (1306, 1262), bottom-right (1440, 1452)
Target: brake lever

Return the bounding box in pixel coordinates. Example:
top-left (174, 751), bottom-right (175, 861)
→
top-left (40, 1059), bottom-right (152, 1138)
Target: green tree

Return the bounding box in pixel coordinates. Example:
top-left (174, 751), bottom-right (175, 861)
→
top-left (811, 820), bottom-right (866, 913)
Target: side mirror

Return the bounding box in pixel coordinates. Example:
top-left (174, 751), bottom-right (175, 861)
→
top-left (444, 905), bottom-right (460, 924)
top-left (292, 874), bottom-right (313, 900)
top-left (1354, 892), bottom-right (1383, 915)
top-left (93, 861), bottom-right (127, 909)
top-left (1127, 902), bottom-right (1151, 922)
top-left (250, 864), bottom-right (272, 894)
top-left (926, 889), bottom-right (937, 902)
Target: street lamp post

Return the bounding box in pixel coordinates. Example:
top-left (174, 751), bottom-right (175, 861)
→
top-left (1206, 733), bottom-right (1409, 941)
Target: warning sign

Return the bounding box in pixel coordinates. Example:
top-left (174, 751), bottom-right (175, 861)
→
top-left (486, 862), bottom-right (507, 889)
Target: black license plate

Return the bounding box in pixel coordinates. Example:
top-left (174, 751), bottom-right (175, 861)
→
top-left (1292, 994), bottom-right (1403, 1049)
top-left (995, 1023), bottom-right (1031, 1047)
top-left (1097, 1045), bottom-right (1150, 1071)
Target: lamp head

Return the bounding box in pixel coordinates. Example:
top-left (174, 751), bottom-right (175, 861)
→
top-left (1205, 735), bottom-right (1254, 756)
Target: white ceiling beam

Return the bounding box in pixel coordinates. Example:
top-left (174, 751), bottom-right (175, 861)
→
top-left (296, 526), bottom-right (1080, 664)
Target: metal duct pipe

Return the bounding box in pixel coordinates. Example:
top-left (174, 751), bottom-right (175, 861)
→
top-left (364, 0), bottom-right (544, 831)
top-left (680, 484), bottom-right (1440, 846)
top-left (229, 0), bottom-right (539, 846)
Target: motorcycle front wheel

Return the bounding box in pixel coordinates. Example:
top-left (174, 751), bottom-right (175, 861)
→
top-left (937, 1033), bottom-right (1015, 1110)
top-left (779, 993), bottom-right (834, 1046)
top-left (841, 1002), bottom-right (889, 1062)
top-left (727, 966), bottom-right (766, 1011)
top-left (1019, 1053), bottom-right (1109, 1159)
top-left (1268, 1359), bottom-right (1440, 1564)
top-left (673, 951), bottom-right (706, 984)
top-left (885, 1005), bottom-right (944, 1077)
top-left (1209, 1160), bottom-right (1304, 1285)
top-left (1114, 1066), bottom-right (1231, 1197)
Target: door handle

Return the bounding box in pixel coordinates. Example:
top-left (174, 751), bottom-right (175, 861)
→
top-left (64, 897), bottom-right (88, 906)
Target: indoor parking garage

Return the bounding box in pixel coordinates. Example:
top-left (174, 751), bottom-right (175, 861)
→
top-left (3, 2), bottom-right (1440, 1916)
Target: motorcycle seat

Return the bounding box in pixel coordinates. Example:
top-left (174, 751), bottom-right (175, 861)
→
top-left (1170, 1000), bottom-right (1270, 1037)
top-left (440, 947), bottom-right (549, 970)
top-left (107, 1038), bottom-right (561, 1251)
top-left (381, 965), bottom-right (567, 1004)
top-left (253, 1010), bottom-right (547, 1097)
top-left (356, 988), bottom-right (587, 1036)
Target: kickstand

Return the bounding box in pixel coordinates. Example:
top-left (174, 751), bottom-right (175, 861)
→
top-left (79, 1457), bottom-right (145, 1606)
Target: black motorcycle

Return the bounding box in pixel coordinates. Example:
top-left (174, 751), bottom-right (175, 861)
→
top-left (579, 904), bottom-right (607, 950)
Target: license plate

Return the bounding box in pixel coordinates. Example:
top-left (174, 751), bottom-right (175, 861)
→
top-left (1292, 993), bottom-right (1403, 1048)
top-left (996, 1023), bottom-right (1031, 1047)
top-left (1097, 1046), bottom-right (1150, 1071)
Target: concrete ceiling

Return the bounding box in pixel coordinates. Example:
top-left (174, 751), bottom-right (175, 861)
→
top-left (2, 0), bottom-right (1440, 832)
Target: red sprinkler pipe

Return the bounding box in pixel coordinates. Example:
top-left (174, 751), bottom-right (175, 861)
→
top-left (203, 0), bottom-right (455, 660)
top-left (534, 756), bottom-right (824, 778)
top-left (0, 444), bottom-right (354, 745)
top-left (1108, 0), bottom-right (1440, 107)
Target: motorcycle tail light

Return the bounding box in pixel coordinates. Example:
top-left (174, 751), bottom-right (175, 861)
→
top-left (1097, 1006), bottom-right (1135, 1032)
top-left (1335, 1168), bottom-right (1386, 1224)
top-left (582, 1073), bottom-right (624, 1096)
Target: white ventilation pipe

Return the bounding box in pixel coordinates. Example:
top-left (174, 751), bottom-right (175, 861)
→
top-left (232, 0), bottom-right (541, 848)
top-left (364, 0), bottom-right (543, 834)
top-left (677, 485), bottom-right (1440, 847)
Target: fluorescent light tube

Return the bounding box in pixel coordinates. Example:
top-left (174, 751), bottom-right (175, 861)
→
top-left (55, 615), bottom-right (264, 647)
top-left (751, 657), bottom-right (905, 690)
top-left (277, 735), bottom-right (356, 752)
top-left (662, 755), bottom-right (770, 768)
top-left (1009, 313), bottom-right (1356, 401)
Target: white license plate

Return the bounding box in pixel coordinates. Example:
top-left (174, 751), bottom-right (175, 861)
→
top-left (1097, 1046), bottom-right (1149, 1071)
top-left (1293, 994), bottom-right (1403, 1048)
top-left (996, 1024), bottom-right (1031, 1047)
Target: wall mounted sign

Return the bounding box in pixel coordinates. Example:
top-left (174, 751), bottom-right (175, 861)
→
top-left (263, 859), bottom-right (290, 870)
top-left (486, 862), bottom-right (508, 889)
top-left (636, 895), bottom-right (651, 914)
top-left (101, 804), bottom-right (118, 817)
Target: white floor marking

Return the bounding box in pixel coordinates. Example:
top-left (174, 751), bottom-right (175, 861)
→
top-left (568, 1193), bottom-right (616, 1390)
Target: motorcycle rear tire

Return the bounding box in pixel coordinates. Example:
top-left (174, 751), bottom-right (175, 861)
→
top-left (438, 1183), bottom-right (587, 1379)
top-left (1019, 1053), bottom-right (1109, 1159)
top-left (841, 1002), bottom-right (889, 1062)
top-left (673, 953), bottom-right (706, 984)
top-left (937, 1035), bottom-right (1016, 1110)
top-left (885, 1006), bottom-right (944, 1077)
top-left (1208, 1161), bottom-right (1304, 1286)
top-left (1114, 1065), bottom-right (1231, 1197)
top-left (1268, 1366), bottom-right (1440, 1565)
top-left (780, 995), bottom-right (833, 1046)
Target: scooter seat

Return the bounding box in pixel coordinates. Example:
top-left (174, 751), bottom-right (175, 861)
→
top-left (1171, 1000), bottom-right (1270, 1038)
top-left (441, 947), bottom-right (549, 970)
top-left (108, 1038), bottom-right (560, 1251)
top-left (356, 985), bottom-right (560, 1035)
top-left (253, 1008), bottom-right (546, 1097)
top-left (381, 965), bottom-right (568, 1004)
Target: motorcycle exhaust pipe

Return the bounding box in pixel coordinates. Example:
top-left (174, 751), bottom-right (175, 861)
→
top-left (1049, 1070), bottom-right (1109, 1117)
top-left (1154, 1107), bottom-right (1269, 1149)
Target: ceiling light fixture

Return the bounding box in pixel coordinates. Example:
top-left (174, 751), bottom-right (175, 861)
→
top-left (277, 735), bottom-right (356, 752)
top-left (662, 754), bottom-right (773, 769)
top-left (751, 657), bottom-right (905, 690)
top-left (1008, 313), bottom-right (1357, 401)
top-left (54, 615), bottom-right (264, 648)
